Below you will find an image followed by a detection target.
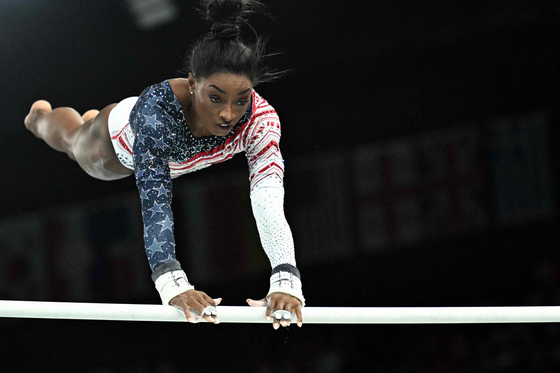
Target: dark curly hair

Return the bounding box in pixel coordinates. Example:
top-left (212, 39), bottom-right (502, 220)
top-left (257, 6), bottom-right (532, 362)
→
top-left (182, 0), bottom-right (286, 86)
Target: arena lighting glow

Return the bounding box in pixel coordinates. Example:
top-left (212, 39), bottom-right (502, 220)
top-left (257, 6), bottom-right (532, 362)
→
top-left (1, 301), bottom-right (560, 324)
top-left (124, 0), bottom-right (179, 30)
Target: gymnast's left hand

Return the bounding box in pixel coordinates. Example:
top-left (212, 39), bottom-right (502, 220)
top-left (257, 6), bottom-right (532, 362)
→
top-left (247, 293), bottom-right (303, 329)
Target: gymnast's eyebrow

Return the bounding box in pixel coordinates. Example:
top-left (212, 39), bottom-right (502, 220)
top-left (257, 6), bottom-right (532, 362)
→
top-left (208, 84), bottom-right (226, 94)
top-left (209, 85), bottom-right (251, 96)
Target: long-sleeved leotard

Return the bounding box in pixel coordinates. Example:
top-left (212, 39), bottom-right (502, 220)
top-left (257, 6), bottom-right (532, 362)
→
top-left (125, 80), bottom-right (296, 281)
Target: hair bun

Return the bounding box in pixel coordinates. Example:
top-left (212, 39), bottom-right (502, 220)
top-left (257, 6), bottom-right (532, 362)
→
top-left (206, 0), bottom-right (243, 39)
top-left (210, 21), bottom-right (241, 40)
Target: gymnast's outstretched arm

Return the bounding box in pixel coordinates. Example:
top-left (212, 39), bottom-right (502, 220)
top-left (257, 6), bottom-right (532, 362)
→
top-left (243, 108), bottom-right (305, 328)
top-left (130, 91), bottom-right (221, 324)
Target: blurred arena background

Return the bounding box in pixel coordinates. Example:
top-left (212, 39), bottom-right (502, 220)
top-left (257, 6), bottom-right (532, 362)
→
top-left (0, 0), bottom-right (559, 371)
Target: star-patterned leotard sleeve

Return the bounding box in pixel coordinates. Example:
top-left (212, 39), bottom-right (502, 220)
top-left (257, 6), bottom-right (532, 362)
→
top-left (130, 84), bottom-right (184, 274)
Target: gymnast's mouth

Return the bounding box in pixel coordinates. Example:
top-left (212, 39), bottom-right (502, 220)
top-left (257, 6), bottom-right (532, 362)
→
top-left (216, 123), bottom-right (233, 130)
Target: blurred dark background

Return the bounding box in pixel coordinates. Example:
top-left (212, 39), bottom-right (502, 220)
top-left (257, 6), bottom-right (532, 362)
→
top-left (1, 0), bottom-right (559, 372)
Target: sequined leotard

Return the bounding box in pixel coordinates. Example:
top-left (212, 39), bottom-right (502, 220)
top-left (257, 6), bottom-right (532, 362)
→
top-left (122, 80), bottom-right (296, 279)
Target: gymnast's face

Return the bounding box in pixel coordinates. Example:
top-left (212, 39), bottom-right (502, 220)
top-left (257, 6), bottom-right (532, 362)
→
top-left (188, 72), bottom-right (252, 137)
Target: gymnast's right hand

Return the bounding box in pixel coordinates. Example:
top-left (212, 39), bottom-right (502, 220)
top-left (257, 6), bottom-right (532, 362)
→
top-left (170, 290), bottom-right (221, 324)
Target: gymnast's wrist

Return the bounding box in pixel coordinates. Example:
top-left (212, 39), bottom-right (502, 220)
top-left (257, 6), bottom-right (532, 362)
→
top-left (267, 264), bottom-right (305, 307)
top-left (154, 269), bottom-right (195, 305)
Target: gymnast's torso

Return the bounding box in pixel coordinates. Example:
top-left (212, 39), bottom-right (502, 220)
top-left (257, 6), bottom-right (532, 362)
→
top-left (121, 80), bottom-right (285, 184)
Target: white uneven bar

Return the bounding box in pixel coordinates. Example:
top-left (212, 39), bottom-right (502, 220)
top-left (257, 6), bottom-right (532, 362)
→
top-left (1, 301), bottom-right (560, 324)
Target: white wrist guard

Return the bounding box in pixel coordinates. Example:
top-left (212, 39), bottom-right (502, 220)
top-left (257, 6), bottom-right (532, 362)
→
top-left (267, 270), bottom-right (305, 307)
top-left (154, 270), bottom-right (195, 305)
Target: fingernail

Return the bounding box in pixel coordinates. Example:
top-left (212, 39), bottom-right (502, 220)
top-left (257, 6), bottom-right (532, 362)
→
top-left (266, 316), bottom-right (271, 321)
top-left (273, 324), bottom-right (279, 330)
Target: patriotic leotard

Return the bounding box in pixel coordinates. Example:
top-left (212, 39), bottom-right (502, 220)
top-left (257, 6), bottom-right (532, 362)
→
top-left (112, 80), bottom-right (296, 279)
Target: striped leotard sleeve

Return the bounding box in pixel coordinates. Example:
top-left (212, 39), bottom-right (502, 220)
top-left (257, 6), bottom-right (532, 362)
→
top-left (245, 111), bottom-right (297, 269)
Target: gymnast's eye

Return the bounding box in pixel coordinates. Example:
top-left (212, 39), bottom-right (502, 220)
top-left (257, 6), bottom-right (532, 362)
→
top-left (237, 100), bottom-right (249, 106)
top-left (209, 95), bottom-right (221, 103)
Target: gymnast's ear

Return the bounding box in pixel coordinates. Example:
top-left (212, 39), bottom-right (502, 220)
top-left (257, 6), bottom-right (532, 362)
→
top-left (187, 73), bottom-right (196, 91)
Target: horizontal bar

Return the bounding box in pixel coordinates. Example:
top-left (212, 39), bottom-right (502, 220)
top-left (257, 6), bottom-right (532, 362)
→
top-left (1, 300), bottom-right (560, 324)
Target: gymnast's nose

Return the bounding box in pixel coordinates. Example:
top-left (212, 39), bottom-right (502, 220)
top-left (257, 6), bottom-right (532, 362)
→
top-left (220, 105), bottom-right (234, 123)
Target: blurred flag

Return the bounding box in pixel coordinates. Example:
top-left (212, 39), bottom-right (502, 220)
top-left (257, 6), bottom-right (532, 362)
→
top-left (489, 112), bottom-right (552, 225)
top-left (354, 125), bottom-right (488, 252)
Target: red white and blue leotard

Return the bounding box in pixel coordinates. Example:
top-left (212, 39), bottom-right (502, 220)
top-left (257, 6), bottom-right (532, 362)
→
top-left (114, 80), bottom-right (296, 279)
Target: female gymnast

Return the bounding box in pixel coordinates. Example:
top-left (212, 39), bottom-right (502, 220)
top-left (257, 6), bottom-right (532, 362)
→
top-left (24, 0), bottom-right (304, 329)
